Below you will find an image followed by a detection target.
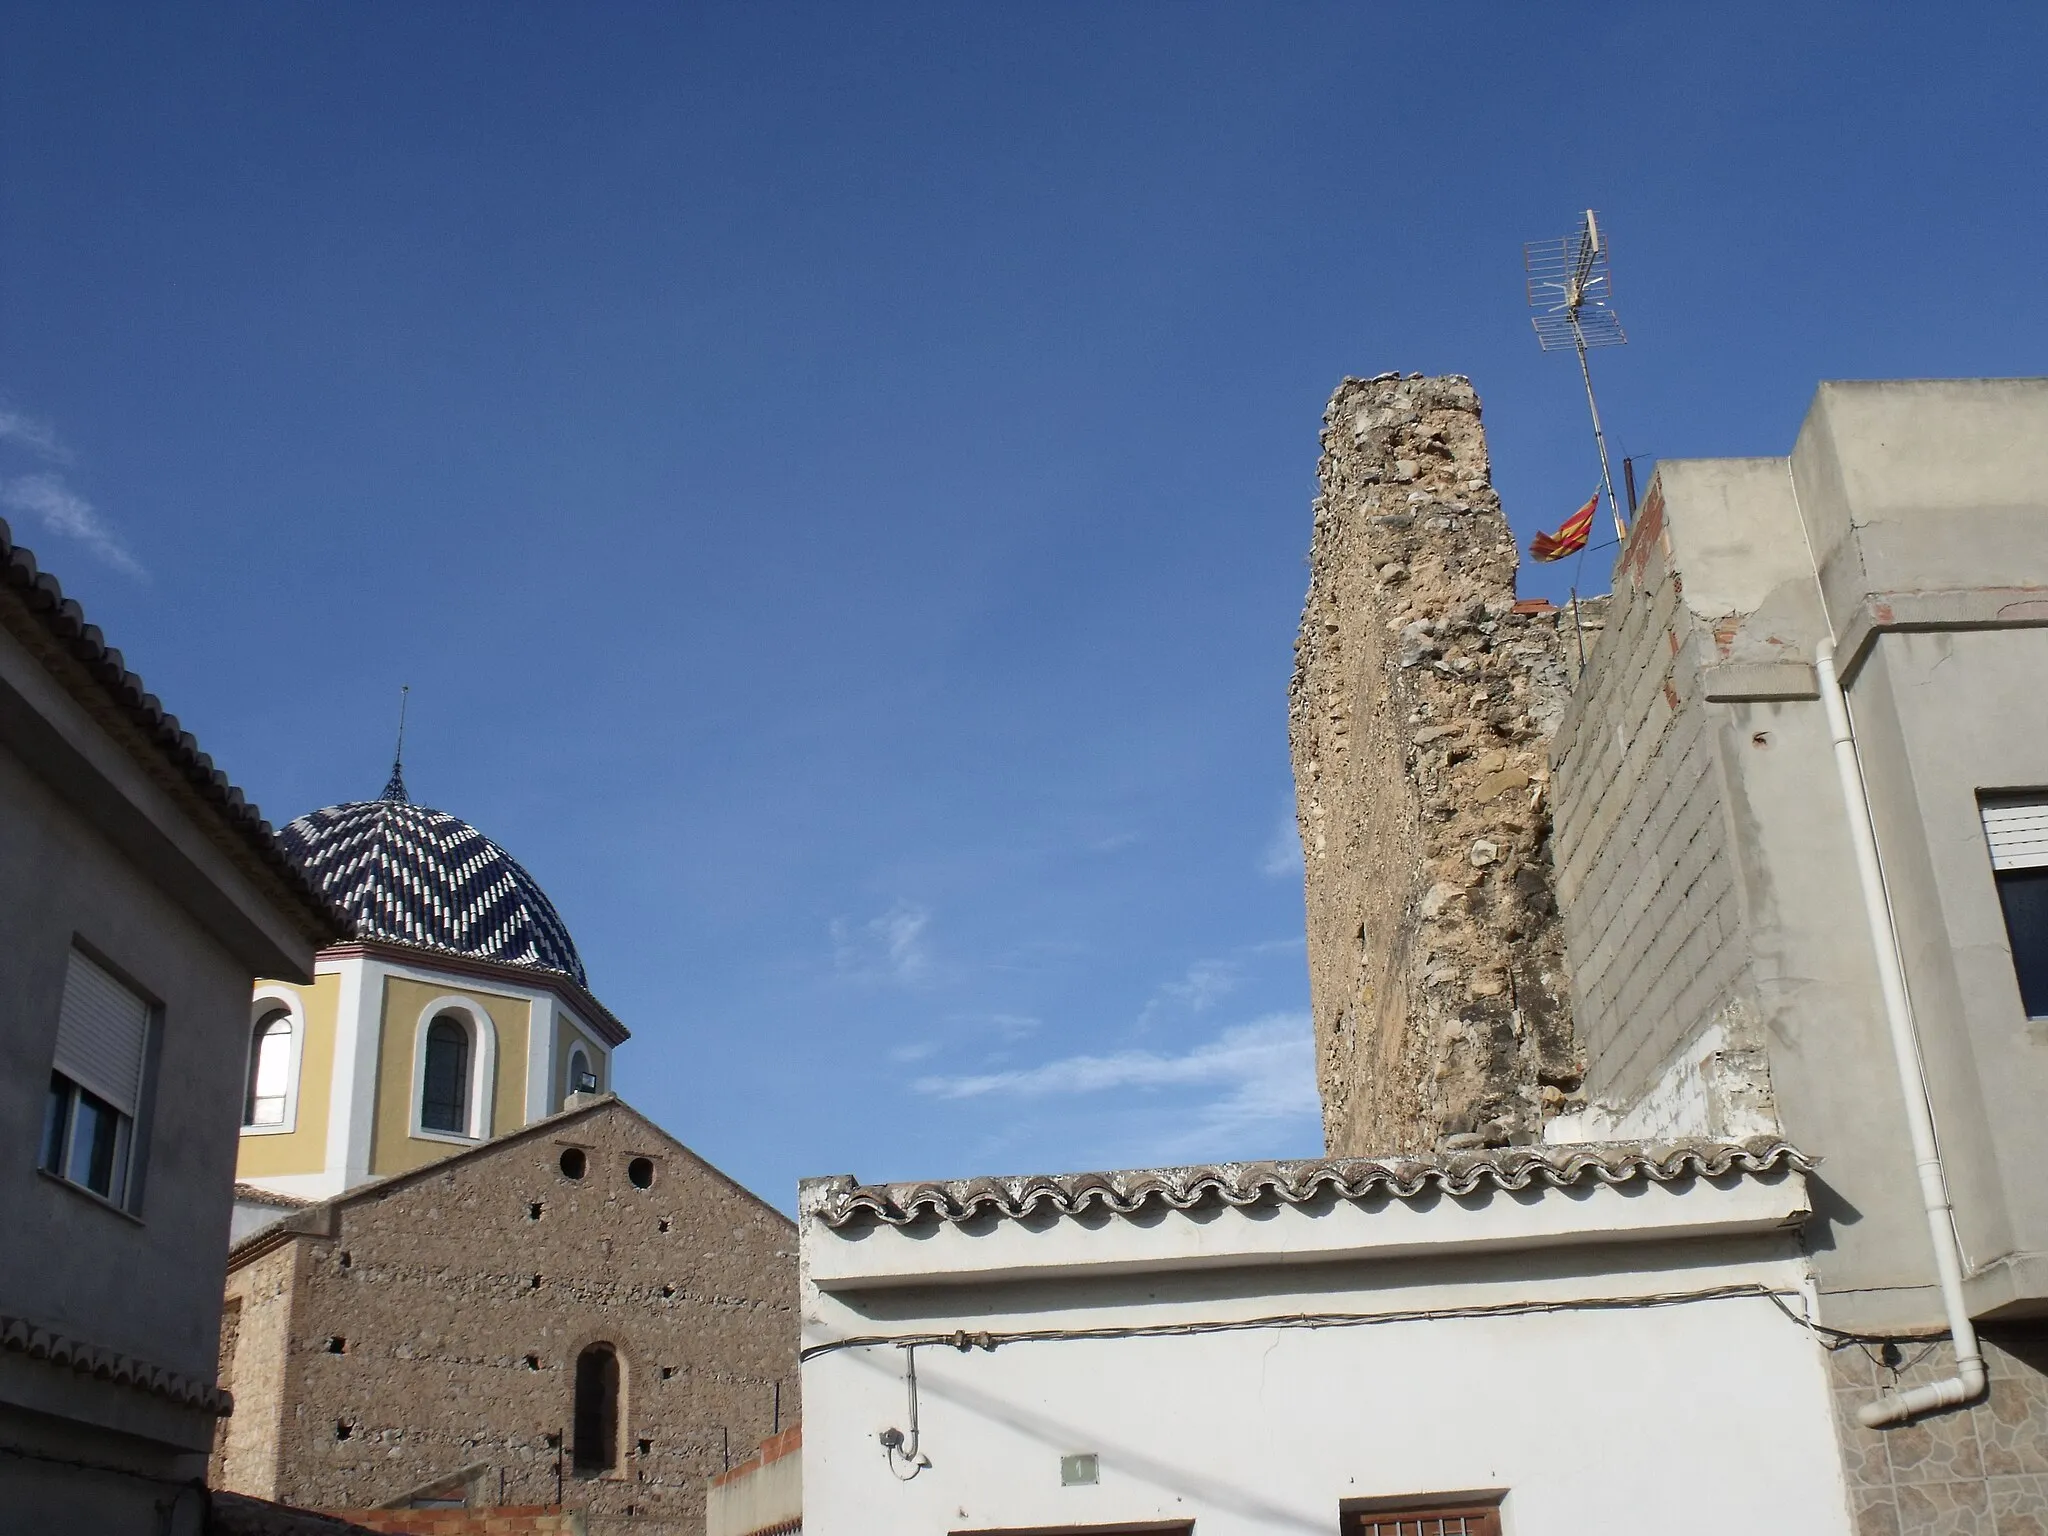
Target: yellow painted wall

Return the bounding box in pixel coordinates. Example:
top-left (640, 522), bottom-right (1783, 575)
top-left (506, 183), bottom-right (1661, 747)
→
top-left (234, 973), bottom-right (340, 1180)
top-left (368, 975), bottom-right (532, 1176)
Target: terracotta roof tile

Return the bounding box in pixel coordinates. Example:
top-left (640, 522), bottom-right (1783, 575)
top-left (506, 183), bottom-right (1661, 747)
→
top-left (802, 1136), bottom-right (1811, 1228)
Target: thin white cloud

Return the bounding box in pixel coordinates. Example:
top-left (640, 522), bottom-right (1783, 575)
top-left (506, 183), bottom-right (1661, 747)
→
top-left (0, 407), bottom-right (72, 463)
top-left (1, 473), bottom-right (143, 576)
top-left (831, 899), bottom-right (934, 985)
top-left (915, 1012), bottom-right (1313, 1108)
top-left (915, 1012), bottom-right (1320, 1163)
top-left (1156, 957), bottom-right (1237, 1013)
top-left (945, 1011), bottom-right (1041, 1041)
top-left (1260, 812), bottom-right (1304, 879)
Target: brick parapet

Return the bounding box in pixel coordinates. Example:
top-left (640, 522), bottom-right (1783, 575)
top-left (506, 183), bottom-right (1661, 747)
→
top-left (711, 1425), bottom-right (800, 1489)
top-left (1546, 478), bottom-right (1765, 1132)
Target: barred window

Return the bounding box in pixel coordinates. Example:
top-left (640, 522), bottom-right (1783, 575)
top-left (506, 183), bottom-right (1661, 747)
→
top-left (1342, 1506), bottom-right (1503, 1536)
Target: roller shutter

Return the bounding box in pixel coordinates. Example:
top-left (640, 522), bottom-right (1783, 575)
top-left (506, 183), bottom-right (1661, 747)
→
top-left (1982, 797), bottom-right (2048, 872)
top-left (53, 949), bottom-right (150, 1116)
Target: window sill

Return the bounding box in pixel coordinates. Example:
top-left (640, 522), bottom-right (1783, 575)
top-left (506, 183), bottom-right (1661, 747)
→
top-left (239, 1121), bottom-right (298, 1138)
top-left (411, 1126), bottom-right (484, 1147)
top-left (37, 1166), bottom-right (143, 1225)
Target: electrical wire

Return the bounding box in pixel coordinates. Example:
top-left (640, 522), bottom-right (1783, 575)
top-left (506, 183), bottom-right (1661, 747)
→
top-left (803, 1282), bottom-right (1857, 1363)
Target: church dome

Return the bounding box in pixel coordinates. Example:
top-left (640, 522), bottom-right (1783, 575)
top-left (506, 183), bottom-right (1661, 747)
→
top-left (279, 778), bottom-right (585, 985)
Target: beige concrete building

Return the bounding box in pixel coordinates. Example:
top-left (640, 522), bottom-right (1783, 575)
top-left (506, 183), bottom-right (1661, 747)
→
top-left (215, 1096), bottom-right (797, 1536)
top-left (0, 519), bottom-right (341, 1533)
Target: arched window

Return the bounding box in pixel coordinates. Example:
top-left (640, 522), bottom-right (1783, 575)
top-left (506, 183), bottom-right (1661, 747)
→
top-left (245, 1010), bottom-right (294, 1127)
top-left (420, 1016), bottom-right (471, 1134)
top-left (572, 1343), bottom-right (621, 1475)
top-left (569, 1048), bottom-right (594, 1096)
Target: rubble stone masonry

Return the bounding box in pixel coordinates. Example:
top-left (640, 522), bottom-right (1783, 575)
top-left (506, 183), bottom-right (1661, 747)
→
top-left (213, 1101), bottom-right (796, 1536)
top-left (1289, 373), bottom-right (1586, 1155)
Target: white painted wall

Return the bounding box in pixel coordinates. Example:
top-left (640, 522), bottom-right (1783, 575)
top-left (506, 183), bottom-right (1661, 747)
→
top-left (801, 1179), bottom-right (1853, 1535)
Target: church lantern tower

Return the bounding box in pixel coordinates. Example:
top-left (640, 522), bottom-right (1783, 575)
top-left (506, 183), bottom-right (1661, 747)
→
top-left (232, 765), bottom-right (628, 1200)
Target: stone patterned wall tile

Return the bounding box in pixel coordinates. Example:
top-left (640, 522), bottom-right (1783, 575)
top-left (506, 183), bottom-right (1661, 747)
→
top-left (1979, 1368), bottom-right (2048, 1476)
top-left (1888, 1342), bottom-right (1974, 1393)
top-left (1893, 1479), bottom-right (1992, 1536)
top-left (1849, 1483), bottom-right (1904, 1536)
top-left (1885, 1407), bottom-right (1985, 1485)
top-left (1835, 1393), bottom-right (1897, 1492)
top-left (1833, 1346), bottom-right (1885, 1391)
top-left (1988, 1475), bottom-right (2048, 1535)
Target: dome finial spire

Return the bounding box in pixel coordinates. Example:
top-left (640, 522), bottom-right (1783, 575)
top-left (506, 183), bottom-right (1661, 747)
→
top-left (381, 685), bottom-right (410, 803)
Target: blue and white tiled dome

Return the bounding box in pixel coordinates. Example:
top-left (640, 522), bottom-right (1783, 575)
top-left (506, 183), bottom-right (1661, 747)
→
top-left (279, 771), bottom-right (585, 985)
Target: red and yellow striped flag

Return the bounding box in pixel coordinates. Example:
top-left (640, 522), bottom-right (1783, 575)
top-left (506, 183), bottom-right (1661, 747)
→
top-left (1530, 492), bottom-right (1599, 562)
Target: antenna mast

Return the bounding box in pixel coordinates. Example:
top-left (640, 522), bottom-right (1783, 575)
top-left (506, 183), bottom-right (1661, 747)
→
top-left (1525, 209), bottom-right (1630, 542)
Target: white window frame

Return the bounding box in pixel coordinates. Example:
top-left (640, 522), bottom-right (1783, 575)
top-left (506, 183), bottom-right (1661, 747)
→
top-left (410, 996), bottom-right (497, 1145)
top-left (241, 985), bottom-right (306, 1136)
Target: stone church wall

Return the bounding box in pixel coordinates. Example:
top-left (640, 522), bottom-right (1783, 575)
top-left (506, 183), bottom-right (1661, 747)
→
top-left (215, 1103), bottom-right (797, 1536)
top-left (1289, 373), bottom-right (1584, 1155)
top-left (215, 1241), bottom-right (302, 1496)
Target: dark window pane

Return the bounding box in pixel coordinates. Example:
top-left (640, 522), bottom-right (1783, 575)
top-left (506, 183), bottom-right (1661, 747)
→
top-left (70, 1087), bottom-right (125, 1201)
top-left (421, 1017), bottom-right (470, 1133)
top-left (1997, 867), bottom-right (2048, 1017)
top-left (573, 1344), bottom-right (620, 1473)
top-left (41, 1074), bottom-right (71, 1174)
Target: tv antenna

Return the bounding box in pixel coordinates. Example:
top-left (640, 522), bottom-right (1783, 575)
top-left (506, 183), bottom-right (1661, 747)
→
top-left (1525, 209), bottom-right (1629, 542)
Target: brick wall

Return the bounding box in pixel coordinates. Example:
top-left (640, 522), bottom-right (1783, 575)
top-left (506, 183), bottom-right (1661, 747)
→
top-left (1547, 484), bottom-right (1754, 1116)
top-left (1290, 373), bottom-right (1582, 1154)
top-left (218, 1101), bottom-right (797, 1536)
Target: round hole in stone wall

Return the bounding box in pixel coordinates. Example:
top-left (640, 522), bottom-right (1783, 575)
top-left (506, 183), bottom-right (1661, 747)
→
top-left (559, 1147), bottom-right (586, 1180)
top-left (627, 1157), bottom-right (655, 1189)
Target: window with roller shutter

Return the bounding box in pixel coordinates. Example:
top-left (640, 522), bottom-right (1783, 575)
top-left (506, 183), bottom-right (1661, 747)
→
top-left (1982, 796), bottom-right (2048, 1019)
top-left (40, 947), bottom-right (153, 1208)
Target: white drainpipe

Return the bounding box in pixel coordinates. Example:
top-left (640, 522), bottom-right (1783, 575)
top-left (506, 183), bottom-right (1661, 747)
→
top-left (1814, 638), bottom-right (1988, 1426)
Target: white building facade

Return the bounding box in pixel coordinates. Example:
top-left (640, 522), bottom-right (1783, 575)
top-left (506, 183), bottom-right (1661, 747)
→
top-left (799, 1140), bottom-right (1860, 1536)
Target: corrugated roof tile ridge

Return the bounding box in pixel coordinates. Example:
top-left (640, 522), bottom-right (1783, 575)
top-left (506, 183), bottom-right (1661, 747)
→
top-left (803, 1136), bottom-right (1811, 1228)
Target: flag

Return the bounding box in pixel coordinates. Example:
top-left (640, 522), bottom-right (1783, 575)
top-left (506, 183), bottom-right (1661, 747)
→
top-left (1530, 492), bottom-right (1598, 562)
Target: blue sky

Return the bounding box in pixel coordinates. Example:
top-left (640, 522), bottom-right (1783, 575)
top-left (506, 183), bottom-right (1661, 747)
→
top-left (4, 5), bottom-right (2044, 1207)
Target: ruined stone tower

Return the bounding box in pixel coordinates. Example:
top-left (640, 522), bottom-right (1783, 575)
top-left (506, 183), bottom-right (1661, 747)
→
top-left (1289, 373), bottom-right (1585, 1156)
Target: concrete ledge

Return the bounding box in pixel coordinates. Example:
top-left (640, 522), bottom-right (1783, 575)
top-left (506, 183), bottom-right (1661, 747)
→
top-left (1835, 587), bottom-right (2048, 682)
top-left (1701, 662), bottom-right (1819, 702)
top-left (1964, 1250), bottom-right (2048, 1321)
